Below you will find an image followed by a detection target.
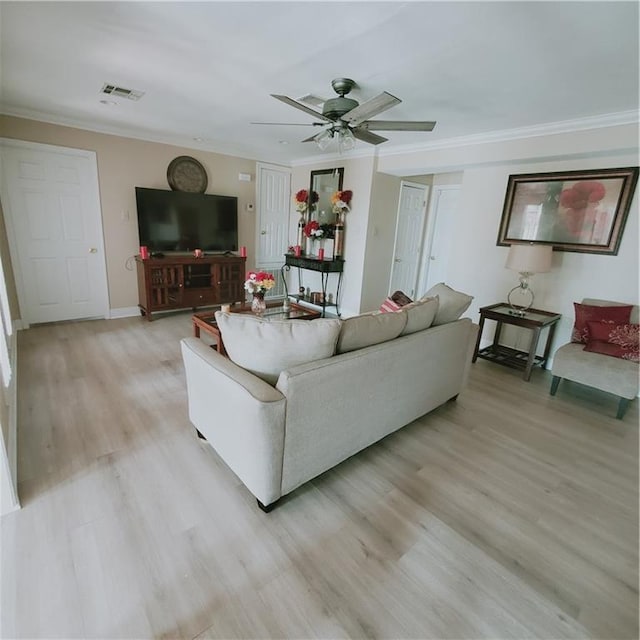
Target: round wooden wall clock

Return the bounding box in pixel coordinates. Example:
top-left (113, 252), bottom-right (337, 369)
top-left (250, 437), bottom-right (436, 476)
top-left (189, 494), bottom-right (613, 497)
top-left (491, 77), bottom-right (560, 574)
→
top-left (167, 156), bottom-right (208, 193)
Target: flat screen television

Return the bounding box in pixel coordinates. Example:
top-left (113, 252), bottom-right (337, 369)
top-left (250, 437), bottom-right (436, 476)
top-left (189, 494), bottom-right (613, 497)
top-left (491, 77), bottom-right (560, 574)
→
top-left (135, 187), bottom-right (238, 253)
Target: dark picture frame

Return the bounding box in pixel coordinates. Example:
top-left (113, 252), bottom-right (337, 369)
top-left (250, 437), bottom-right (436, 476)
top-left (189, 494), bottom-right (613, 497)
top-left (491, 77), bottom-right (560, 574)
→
top-left (310, 167), bottom-right (344, 226)
top-left (496, 167), bottom-right (639, 255)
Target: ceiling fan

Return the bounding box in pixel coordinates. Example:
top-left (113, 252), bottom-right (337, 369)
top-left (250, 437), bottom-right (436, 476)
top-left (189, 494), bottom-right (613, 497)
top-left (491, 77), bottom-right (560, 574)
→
top-left (253, 78), bottom-right (436, 150)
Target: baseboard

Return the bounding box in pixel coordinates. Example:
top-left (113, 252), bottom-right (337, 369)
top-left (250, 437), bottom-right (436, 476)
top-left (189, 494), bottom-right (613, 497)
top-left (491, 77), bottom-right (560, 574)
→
top-left (109, 306), bottom-right (140, 319)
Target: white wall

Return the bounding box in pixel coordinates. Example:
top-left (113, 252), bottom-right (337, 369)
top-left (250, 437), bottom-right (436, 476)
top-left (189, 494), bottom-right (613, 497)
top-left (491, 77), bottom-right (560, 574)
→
top-left (378, 123), bottom-right (639, 358)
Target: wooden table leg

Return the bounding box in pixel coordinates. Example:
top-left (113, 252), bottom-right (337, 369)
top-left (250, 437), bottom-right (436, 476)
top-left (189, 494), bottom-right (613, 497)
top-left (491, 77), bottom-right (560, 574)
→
top-left (541, 323), bottom-right (558, 368)
top-left (524, 327), bottom-right (542, 381)
top-left (472, 316), bottom-right (486, 362)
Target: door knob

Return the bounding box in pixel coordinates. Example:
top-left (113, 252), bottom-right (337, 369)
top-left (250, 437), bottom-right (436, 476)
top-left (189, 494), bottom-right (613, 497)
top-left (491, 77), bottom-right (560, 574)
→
top-left (261, 230), bottom-right (267, 235)
top-left (394, 258), bottom-right (401, 263)
top-left (430, 256), bottom-right (436, 261)
top-left (89, 247), bottom-right (98, 253)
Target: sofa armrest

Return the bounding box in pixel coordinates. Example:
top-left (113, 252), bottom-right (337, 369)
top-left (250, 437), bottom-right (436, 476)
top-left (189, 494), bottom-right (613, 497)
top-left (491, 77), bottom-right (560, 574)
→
top-left (180, 338), bottom-right (286, 505)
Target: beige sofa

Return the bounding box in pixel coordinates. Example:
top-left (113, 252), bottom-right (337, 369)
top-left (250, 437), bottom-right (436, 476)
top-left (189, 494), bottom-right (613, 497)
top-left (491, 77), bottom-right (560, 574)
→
top-left (181, 286), bottom-right (478, 511)
top-left (550, 298), bottom-right (639, 419)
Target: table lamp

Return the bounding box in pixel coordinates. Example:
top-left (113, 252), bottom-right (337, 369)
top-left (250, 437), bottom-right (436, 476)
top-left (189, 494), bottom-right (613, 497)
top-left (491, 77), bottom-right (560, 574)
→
top-left (505, 243), bottom-right (553, 315)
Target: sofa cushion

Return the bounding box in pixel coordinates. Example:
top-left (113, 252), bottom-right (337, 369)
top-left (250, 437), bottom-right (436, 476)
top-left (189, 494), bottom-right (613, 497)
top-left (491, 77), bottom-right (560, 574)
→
top-left (422, 283), bottom-right (473, 326)
top-left (336, 310), bottom-right (407, 354)
top-left (400, 296), bottom-right (439, 335)
top-left (571, 303), bottom-right (633, 343)
top-left (215, 312), bottom-right (342, 385)
top-left (584, 322), bottom-right (639, 362)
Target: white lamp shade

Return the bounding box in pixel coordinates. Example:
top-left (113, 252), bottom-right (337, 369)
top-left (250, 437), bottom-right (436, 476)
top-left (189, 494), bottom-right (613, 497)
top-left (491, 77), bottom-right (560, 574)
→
top-left (505, 243), bottom-right (552, 273)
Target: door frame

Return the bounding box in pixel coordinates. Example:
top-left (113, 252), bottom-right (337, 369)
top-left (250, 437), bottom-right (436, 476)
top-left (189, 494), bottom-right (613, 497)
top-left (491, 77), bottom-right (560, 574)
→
top-left (388, 180), bottom-right (429, 298)
top-left (255, 162), bottom-right (291, 298)
top-left (416, 183), bottom-right (461, 294)
top-left (0, 138), bottom-right (109, 327)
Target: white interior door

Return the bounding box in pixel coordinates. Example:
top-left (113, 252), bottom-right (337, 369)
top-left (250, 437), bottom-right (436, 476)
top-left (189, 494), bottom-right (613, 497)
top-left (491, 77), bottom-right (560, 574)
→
top-left (256, 163), bottom-right (291, 265)
top-left (418, 185), bottom-right (461, 292)
top-left (0, 140), bottom-right (109, 325)
top-left (389, 182), bottom-right (429, 298)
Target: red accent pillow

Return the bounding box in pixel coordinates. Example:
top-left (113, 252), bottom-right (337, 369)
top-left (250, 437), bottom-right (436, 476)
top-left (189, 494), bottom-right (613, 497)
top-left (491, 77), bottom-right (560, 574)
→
top-left (379, 290), bottom-right (413, 313)
top-left (571, 303), bottom-right (633, 344)
top-left (379, 298), bottom-right (402, 313)
top-left (584, 322), bottom-right (639, 362)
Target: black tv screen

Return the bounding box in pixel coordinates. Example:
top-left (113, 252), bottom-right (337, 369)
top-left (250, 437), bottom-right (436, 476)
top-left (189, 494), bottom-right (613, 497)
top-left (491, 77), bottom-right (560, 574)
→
top-left (135, 187), bottom-right (238, 253)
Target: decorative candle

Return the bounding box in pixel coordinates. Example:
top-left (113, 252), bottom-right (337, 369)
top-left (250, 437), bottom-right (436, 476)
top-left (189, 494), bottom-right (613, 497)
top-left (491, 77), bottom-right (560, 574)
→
top-left (294, 245), bottom-right (301, 257)
top-left (240, 246), bottom-right (247, 257)
top-left (318, 248), bottom-right (325, 260)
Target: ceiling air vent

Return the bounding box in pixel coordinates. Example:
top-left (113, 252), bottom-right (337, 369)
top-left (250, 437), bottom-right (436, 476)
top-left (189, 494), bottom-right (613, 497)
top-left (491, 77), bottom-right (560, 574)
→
top-left (100, 83), bottom-right (145, 101)
top-left (297, 94), bottom-right (325, 108)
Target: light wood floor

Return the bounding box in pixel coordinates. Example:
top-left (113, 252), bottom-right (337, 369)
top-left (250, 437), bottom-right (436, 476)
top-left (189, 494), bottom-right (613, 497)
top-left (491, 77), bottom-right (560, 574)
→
top-left (1, 312), bottom-right (638, 639)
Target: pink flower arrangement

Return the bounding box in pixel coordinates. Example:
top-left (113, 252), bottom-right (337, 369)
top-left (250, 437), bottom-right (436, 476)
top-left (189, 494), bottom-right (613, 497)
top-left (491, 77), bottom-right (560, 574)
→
top-left (244, 271), bottom-right (275, 295)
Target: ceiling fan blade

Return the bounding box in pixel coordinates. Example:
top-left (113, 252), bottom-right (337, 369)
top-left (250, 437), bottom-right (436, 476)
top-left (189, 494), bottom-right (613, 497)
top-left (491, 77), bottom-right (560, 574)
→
top-left (341, 92), bottom-right (401, 126)
top-left (352, 128), bottom-right (388, 145)
top-left (251, 122), bottom-right (323, 126)
top-left (361, 120), bottom-right (437, 132)
top-left (271, 94), bottom-right (333, 122)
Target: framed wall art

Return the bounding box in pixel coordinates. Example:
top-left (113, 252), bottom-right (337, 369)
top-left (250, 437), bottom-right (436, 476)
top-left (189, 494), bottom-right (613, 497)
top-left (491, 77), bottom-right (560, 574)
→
top-left (496, 167), bottom-right (639, 255)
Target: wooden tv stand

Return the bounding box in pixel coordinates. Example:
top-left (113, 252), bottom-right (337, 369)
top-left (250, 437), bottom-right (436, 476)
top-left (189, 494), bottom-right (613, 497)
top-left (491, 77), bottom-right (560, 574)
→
top-left (135, 254), bottom-right (246, 321)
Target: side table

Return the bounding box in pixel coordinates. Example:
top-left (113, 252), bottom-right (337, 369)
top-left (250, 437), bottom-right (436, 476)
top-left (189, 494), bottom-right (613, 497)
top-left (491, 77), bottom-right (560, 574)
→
top-left (472, 303), bottom-right (562, 381)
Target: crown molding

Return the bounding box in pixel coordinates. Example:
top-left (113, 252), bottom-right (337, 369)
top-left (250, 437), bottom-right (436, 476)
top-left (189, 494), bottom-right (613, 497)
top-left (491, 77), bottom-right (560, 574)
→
top-left (3, 107), bottom-right (637, 168)
top-left (0, 107), bottom-right (283, 164)
top-left (378, 110), bottom-right (640, 159)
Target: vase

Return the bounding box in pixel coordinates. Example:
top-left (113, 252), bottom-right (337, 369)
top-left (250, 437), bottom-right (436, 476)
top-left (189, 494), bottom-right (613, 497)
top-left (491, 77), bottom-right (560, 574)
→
top-left (305, 236), bottom-right (313, 256)
top-left (297, 214), bottom-right (306, 250)
top-left (333, 220), bottom-right (344, 258)
top-left (251, 292), bottom-right (267, 316)
top-left (316, 238), bottom-right (325, 258)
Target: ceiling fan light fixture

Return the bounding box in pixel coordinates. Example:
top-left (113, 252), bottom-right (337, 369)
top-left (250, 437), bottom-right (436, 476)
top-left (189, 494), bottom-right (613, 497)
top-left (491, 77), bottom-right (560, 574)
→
top-left (314, 129), bottom-right (333, 151)
top-left (338, 127), bottom-right (356, 152)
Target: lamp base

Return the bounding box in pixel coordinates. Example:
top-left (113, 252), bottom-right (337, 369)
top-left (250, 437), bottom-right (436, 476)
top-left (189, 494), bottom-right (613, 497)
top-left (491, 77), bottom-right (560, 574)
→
top-left (507, 285), bottom-right (534, 315)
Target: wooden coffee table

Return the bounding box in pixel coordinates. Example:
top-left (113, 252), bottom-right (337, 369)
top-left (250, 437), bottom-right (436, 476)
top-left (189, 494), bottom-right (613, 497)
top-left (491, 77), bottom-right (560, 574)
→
top-left (192, 301), bottom-right (322, 356)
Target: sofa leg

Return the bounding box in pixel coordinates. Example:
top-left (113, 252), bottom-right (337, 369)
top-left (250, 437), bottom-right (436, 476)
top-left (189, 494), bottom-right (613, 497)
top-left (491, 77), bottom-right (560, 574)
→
top-left (448, 394), bottom-right (459, 402)
top-left (616, 398), bottom-right (630, 420)
top-left (257, 498), bottom-right (279, 513)
top-left (550, 376), bottom-right (561, 396)
top-left (196, 428), bottom-right (207, 440)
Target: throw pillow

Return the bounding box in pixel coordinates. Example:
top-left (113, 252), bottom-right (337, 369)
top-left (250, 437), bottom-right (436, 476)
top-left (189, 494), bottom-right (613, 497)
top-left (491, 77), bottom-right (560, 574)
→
top-left (584, 321), bottom-right (639, 362)
top-left (215, 312), bottom-right (342, 385)
top-left (400, 296), bottom-right (439, 335)
top-left (336, 310), bottom-right (407, 354)
top-left (379, 298), bottom-right (403, 313)
top-left (422, 283), bottom-right (473, 326)
top-left (379, 290), bottom-right (413, 313)
top-left (571, 303), bottom-right (633, 344)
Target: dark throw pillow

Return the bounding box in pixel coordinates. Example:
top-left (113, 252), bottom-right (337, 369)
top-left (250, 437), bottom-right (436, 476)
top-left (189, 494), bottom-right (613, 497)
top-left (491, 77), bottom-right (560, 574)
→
top-left (571, 303), bottom-right (633, 344)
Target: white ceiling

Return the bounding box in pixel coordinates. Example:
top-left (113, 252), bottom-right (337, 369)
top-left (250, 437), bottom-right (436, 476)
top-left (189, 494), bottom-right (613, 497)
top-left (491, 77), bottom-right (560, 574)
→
top-left (1, 1), bottom-right (638, 165)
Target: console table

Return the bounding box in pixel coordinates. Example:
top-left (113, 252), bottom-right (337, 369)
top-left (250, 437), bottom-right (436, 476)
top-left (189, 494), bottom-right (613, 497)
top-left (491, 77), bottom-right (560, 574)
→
top-left (281, 254), bottom-right (344, 317)
top-left (472, 303), bottom-right (561, 381)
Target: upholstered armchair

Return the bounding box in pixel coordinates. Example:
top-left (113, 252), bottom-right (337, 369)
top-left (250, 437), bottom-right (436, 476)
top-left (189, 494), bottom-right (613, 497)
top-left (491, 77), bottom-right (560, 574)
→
top-left (550, 298), bottom-right (639, 419)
